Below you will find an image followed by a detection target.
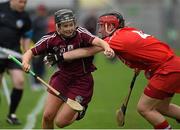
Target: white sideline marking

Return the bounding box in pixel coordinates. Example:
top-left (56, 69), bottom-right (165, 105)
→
top-left (23, 92), bottom-right (46, 129)
top-left (2, 77), bottom-right (10, 105)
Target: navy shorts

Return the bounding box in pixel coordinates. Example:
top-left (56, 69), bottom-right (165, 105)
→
top-left (0, 59), bottom-right (22, 73)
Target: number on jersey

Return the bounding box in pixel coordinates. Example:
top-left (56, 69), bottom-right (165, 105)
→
top-left (132, 30), bottom-right (150, 39)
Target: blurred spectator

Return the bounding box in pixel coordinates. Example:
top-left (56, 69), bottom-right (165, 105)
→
top-left (31, 4), bottom-right (48, 91)
top-left (83, 10), bottom-right (97, 35)
top-left (47, 15), bottom-right (55, 32)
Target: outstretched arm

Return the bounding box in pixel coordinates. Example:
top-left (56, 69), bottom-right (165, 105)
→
top-left (63, 46), bottom-right (103, 60)
top-left (44, 46), bottom-right (103, 66)
top-left (44, 37), bottom-right (115, 66)
top-left (63, 37), bottom-right (114, 60)
top-left (92, 37), bottom-right (114, 58)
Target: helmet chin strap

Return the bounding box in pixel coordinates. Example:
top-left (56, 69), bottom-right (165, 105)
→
top-left (56, 24), bottom-right (61, 35)
top-left (105, 23), bottom-right (116, 36)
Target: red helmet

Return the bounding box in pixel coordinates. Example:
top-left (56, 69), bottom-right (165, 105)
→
top-left (98, 12), bottom-right (125, 29)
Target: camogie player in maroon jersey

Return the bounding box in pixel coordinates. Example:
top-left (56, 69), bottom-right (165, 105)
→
top-left (22, 9), bottom-right (114, 129)
top-left (48, 12), bottom-right (180, 129)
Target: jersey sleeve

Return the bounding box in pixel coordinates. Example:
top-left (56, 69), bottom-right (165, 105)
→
top-left (77, 27), bottom-right (95, 47)
top-left (31, 35), bottom-right (49, 55)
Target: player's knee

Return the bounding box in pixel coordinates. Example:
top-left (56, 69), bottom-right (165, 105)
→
top-left (137, 102), bottom-right (148, 116)
top-left (14, 78), bottom-right (24, 88)
top-left (43, 112), bottom-right (55, 123)
top-left (55, 119), bottom-right (70, 128)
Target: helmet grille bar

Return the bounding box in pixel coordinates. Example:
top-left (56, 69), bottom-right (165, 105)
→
top-left (54, 9), bottom-right (75, 24)
top-left (98, 12), bottom-right (125, 28)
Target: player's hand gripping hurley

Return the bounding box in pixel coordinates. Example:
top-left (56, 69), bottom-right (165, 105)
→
top-left (116, 69), bottom-right (140, 127)
top-left (8, 54), bottom-right (83, 112)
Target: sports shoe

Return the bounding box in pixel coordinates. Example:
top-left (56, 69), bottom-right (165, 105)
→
top-left (7, 114), bottom-right (21, 125)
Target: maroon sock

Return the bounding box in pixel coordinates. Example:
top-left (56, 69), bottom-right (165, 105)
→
top-left (154, 120), bottom-right (171, 129)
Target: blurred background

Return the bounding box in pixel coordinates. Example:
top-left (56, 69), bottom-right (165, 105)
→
top-left (0, 0), bottom-right (180, 129)
top-left (25, 0), bottom-right (180, 49)
top-left (1, 0), bottom-right (179, 48)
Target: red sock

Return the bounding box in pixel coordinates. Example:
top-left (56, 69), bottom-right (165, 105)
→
top-left (154, 120), bottom-right (172, 129)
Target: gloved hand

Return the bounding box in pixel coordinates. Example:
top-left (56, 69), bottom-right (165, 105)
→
top-left (43, 53), bottom-right (64, 67)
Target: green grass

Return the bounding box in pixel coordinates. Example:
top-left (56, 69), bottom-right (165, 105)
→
top-left (0, 54), bottom-right (180, 129)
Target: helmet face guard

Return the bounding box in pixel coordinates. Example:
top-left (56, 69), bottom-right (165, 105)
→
top-left (98, 15), bottom-right (120, 29)
top-left (97, 12), bottom-right (125, 38)
top-left (98, 12), bottom-right (125, 29)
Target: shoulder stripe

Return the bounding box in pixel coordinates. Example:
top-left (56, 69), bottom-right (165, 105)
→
top-left (35, 33), bottom-right (56, 47)
top-left (77, 27), bottom-right (94, 37)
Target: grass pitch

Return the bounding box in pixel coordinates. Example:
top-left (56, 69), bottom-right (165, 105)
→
top-left (0, 53), bottom-right (179, 129)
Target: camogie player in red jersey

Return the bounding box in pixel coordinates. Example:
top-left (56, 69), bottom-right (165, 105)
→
top-left (48, 12), bottom-right (180, 129)
top-left (22, 9), bottom-right (114, 129)
top-left (97, 12), bottom-right (180, 129)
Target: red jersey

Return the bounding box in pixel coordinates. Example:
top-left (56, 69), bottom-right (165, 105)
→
top-left (105, 27), bottom-right (180, 77)
top-left (31, 26), bottom-right (96, 76)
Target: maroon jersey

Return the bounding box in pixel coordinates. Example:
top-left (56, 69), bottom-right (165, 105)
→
top-left (31, 26), bottom-right (96, 76)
